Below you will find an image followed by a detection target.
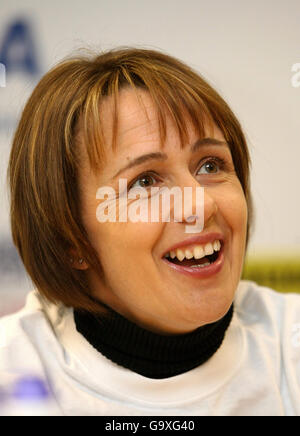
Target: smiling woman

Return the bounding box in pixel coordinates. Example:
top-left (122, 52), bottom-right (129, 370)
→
top-left (2, 47), bottom-right (300, 416)
top-left (76, 86), bottom-right (248, 334)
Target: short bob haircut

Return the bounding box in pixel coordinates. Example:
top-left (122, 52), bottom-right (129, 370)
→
top-left (8, 47), bottom-right (253, 313)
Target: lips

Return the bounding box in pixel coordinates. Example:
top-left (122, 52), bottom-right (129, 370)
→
top-left (161, 232), bottom-right (225, 278)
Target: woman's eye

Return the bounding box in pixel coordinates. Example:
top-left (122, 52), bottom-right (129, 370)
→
top-left (129, 174), bottom-right (157, 190)
top-left (197, 159), bottom-right (223, 175)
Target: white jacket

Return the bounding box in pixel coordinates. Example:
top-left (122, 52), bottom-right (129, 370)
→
top-left (0, 280), bottom-right (300, 416)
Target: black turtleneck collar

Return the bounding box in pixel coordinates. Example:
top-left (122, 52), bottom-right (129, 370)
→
top-left (74, 304), bottom-right (233, 379)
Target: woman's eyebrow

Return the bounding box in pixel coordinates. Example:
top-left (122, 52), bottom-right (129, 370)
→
top-left (112, 137), bottom-right (227, 180)
top-left (112, 152), bottom-right (168, 180)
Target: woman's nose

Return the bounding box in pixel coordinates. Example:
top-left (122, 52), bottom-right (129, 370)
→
top-left (171, 176), bottom-right (218, 231)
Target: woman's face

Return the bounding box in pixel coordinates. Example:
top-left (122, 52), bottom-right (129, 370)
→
top-left (78, 88), bottom-right (248, 334)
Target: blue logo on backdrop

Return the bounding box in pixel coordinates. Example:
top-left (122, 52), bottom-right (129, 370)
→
top-left (0, 19), bottom-right (39, 76)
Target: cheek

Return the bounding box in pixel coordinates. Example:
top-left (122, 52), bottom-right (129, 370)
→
top-left (217, 183), bottom-right (248, 239)
top-left (89, 220), bottom-right (164, 270)
top-left (81, 186), bottom-right (163, 263)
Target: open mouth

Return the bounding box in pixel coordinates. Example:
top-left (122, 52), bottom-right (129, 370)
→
top-left (162, 239), bottom-right (223, 271)
top-left (166, 250), bottom-right (220, 268)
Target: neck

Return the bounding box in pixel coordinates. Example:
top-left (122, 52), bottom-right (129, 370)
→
top-left (74, 304), bottom-right (234, 379)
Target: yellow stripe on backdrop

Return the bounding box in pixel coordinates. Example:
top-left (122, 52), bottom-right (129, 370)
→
top-left (242, 252), bottom-right (300, 294)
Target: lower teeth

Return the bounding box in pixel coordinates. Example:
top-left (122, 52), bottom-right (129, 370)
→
top-left (190, 262), bottom-right (210, 268)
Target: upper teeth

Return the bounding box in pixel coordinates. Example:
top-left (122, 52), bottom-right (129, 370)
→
top-left (165, 240), bottom-right (221, 261)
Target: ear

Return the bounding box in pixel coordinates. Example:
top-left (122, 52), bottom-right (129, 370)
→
top-left (68, 249), bottom-right (89, 270)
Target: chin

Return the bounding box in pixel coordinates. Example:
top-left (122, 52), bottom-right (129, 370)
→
top-left (179, 290), bottom-right (234, 330)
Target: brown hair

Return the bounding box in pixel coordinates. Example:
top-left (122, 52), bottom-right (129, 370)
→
top-left (8, 47), bottom-right (253, 312)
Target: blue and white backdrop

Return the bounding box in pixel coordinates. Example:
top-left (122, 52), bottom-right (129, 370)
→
top-left (0, 0), bottom-right (300, 316)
